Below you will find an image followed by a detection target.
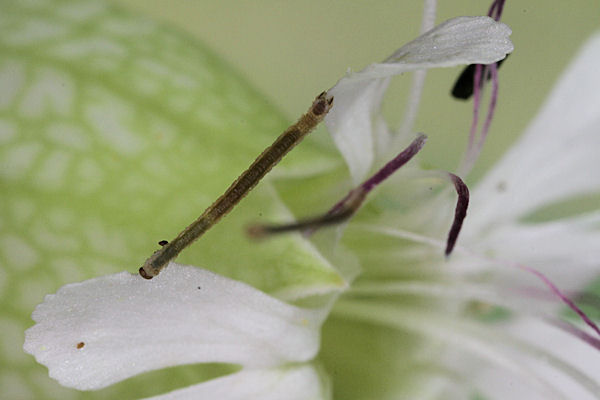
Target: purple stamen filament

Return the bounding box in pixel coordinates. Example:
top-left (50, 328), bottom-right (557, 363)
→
top-left (248, 134), bottom-right (427, 237)
top-left (463, 242), bottom-right (600, 339)
top-left (249, 134), bottom-right (471, 258)
top-left (465, 63), bottom-right (483, 165)
top-left (488, 0), bottom-right (506, 21)
top-left (465, 0), bottom-right (600, 342)
top-left (361, 134), bottom-right (427, 193)
top-left (476, 63), bottom-right (499, 155)
top-left (459, 0), bottom-right (507, 175)
top-left (546, 318), bottom-right (600, 351)
top-left (516, 263), bottom-right (600, 338)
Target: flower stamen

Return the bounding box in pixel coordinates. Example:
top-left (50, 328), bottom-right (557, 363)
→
top-left (249, 134), bottom-right (470, 257)
top-left (457, 0), bottom-right (508, 175)
top-left (445, 173), bottom-right (470, 256)
top-left (516, 263), bottom-right (600, 338)
top-left (248, 134), bottom-right (426, 237)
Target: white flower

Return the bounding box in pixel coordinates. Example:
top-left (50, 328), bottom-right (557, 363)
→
top-left (330, 31), bottom-right (600, 400)
top-left (22, 15), bottom-right (519, 399)
top-left (325, 16), bottom-right (513, 183)
top-left (24, 264), bottom-right (330, 399)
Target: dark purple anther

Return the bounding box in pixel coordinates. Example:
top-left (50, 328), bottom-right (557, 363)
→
top-left (451, 56), bottom-right (507, 100)
top-left (445, 173), bottom-right (469, 256)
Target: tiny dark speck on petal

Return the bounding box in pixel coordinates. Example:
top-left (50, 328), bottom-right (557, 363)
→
top-left (197, 286), bottom-right (201, 290)
top-left (76, 342), bottom-right (85, 349)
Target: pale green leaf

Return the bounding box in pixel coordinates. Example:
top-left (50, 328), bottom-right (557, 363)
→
top-left (1, 0), bottom-right (343, 398)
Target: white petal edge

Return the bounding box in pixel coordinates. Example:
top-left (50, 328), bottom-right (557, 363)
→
top-left (464, 212), bottom-right (600, 291)
top-left (24, 263), bottom-right (327, 390)
top-left (468, 32), bottom-right (600, 231)
top-left (143, 365), bottom-right (330, 400)
top-left (450, 212), bottom-right (600, 290)
top-left (501, 317), bottom-right (600, 400)
top-left (326, 16), bottom-right (513, 183)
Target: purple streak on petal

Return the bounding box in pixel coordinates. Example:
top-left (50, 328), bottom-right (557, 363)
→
top-left (546, 318), bottom-right (600, 351)
top-left (445, 173), bottom-right (470, 256)
top-left (517, 263), bottom-right (600, 338)
top-left (511, 286), bottom-right (600, 315)
top-left (361, 134), bottom-right (427, 193)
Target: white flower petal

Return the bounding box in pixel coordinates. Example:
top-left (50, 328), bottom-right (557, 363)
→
top-left (23, 263), bottom-right (326, 390)
top-left (469, 32), bottom-right (600, 231)
top-left (143, 365), bottom-right (329, 400)
top-left (326, 78), bottom-right (390, 184)
top-left (500, 317), bottom-right (600, 400)
top-left (474, 212), bottom-right (600, 290)
top-left (384, 16), bottom-right (513, 69)
top-left (326, 16), bottom-right (513, 182)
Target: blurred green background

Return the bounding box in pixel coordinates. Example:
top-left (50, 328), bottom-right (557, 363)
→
top-left (2, 1), bottom-right (599, 399)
